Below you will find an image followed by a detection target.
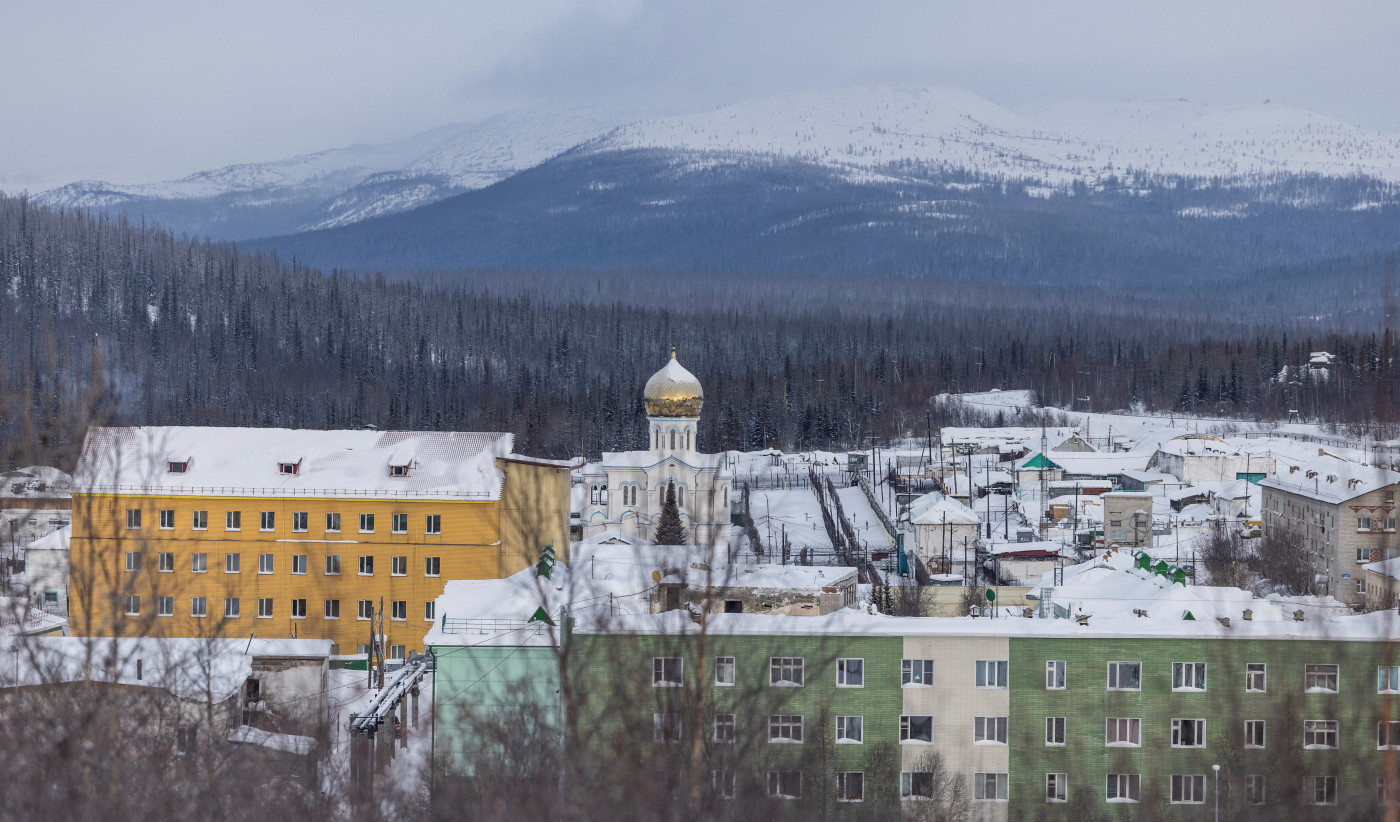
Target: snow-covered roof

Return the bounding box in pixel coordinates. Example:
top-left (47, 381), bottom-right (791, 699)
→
top-left (1047, 453), bottom-right (1153, 475)
top-left (1363, 558), bottom-right (1400, 581)
top-left (1260, 453), bottom-right (1400, 503)
top-left (584, 450), bottom-right (729, 472)
top-left (0, 466), bottom-right (73, 498)
top-left (1154, 434), bottom-right (1239, 457)
top-left (906, 492), bottom-right (980, 526)
top-left (23, 524), bottom-right (70, 552)
top-left (73, 426), bottom-right (513, 499)
top-left (227, 725), bottom-right (317, 756)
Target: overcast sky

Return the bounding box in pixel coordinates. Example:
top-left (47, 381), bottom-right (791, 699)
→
top-left (3, 0), bottom-right (1399, 191)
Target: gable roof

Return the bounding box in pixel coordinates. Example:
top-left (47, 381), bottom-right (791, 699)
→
top-left (1259, 453), bottom-right (1400, 504)
top-left (1018, 452), bottom-right (1063, 471)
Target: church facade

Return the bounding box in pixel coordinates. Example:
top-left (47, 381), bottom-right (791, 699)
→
top-left (579, 351), bottom-right (734, 547)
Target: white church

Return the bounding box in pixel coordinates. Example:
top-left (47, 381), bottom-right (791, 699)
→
top-left (579, 350), bottom-right (734, 546)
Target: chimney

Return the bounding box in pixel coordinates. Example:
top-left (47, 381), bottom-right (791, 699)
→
top-left (1076, 614), bottom-right (1090, 626)
top-left (1243, 609), bottom-right (1253, 621)
top-left (1217, 617), bottom-right (1231, 628)
top-left (1293, 610), bottom-right (1305, 622)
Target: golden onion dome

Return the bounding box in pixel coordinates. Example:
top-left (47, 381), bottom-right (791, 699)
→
top-left (643, 349), bottom-right (704, 417)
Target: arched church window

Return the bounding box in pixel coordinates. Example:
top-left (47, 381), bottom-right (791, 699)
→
top-left (600, 484), bottom-right (608, 505)
top-left (685, 428), bottom-right (691, 450)
top-left (590, 485), bottom-right (599, 505)
top-left (653, 428), bottom-right (659, 449)
top-left (678, 485), bottom-right (685, 508)
top-left (723, 486), bottom-right (729, 506)
top-left (669, 429), bottom-right (676, 449)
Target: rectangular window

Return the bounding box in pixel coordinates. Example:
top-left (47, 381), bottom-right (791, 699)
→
top-left (192, 510), bottom-right (207, 530)
top-left (1171, 774), bottom-right (1206, 804)
top-left (1046, 659), bottom-right (1066, 689)
top-left (769, 715), bottom-right (803, 743)
top-left (767, 771), bottom-right (801, 799)
top-left (392, 513), bottom-right (408, 534)
top-left (1359, 547), bottom-right (1371, 562)
top-left (292, 512), bottom-right (308, 532)
top-left (357, 600), bottom-right (373, 620)
top-left (425, 514), bottom-right (441, 535)
top-left (176, 726), bottom-right (197, 755)
top-left (326, 512), bottom-right (340, 532)
top-left (1379, 721), bottom-right (1400, 749)
top-left (899, 715), bottom-right (933, 744)
top-left (1172, 662), bottom-right (1207, 691)
top-left (1107, 661), bottom-right (1141, 690)
top-left (836, 715), bottom-right (863, 743)
top-left (278, 461), bottom-right (298, 475)
top-left (653, 714), bottom-right (681, 744)
top-left (157, 596), bottom-right (173, 617)
top-left (325, 599), bottom-right (340, 619)
top-left (1171, 718), bottom-right (1206, 748)
top-left (425, 556), bottom-right (440, 576)
top-left (902, 772), bottom-right (934, 801)
top-left (713, 771), bottom-right (735, 800)
top-left (1247, 662), bottom-right (1267, 692)
top-left (168, 461), bottom-right (188, 474)
top-left (974, 716), bottom-right (1008, 744)
top-left (1245, 775), bottom-right (1265, 805)
top-left (225, 511), bottom-right (241, 531)
top-left (391, 600), bottom-right (406, 621)
top-left (1106, 717), bottom-right (1141, 746)
top-left (158, 552), bottom-right (173, 572)
top-left (1245, 720), bottom-right (1266, 748)
top-left (837, 772), bottom-right (863, 803)
top-left (257, 598), bottom-right (273, 619)
top-left (259, 511), bottom-right (275, 531)
top-left (770, 657), bottom-right (803, 686)
top-left (1046, 717), bottom-right (1066, 746)
top-left (653, 657), bottom-right (683, 687)
top-left (359, 513), bottom-right (374, 533)
top-left (126, 509), bottom-right (141, 529)
top-left (1305, 664), bottom-right (1339, 693)
top-left (159, 509), bottom-right (174, 530)
top-left (125, 595), bottom-right (140, 615)
top-left (1310, 776), bottom-right (1337, 805)
top-left (358, 555), bottom-right (373, 575)
top-left (1046, 773), bottom-right (1067, 803)
top-left (902, 658), bottom-right (933, 686)
top-left (837, 658), bottom-right (863, 687)
top-left (126, 551), bottom-right (140, 572)
top-left (976, 659), bottom-right (1009, 688)
top-left (1106, 774), bottom-right (1140, 803)
top-left (713, 714), bottom-right (735, 743)
top-left (973, 773), bottom-right (1009, 802)
top-left (1382, 666), bottom-right (1400, 693)
top-left (424, 601), bottom-right (435, 621)
top-left (291, 599), bottom-right (306, 619)
top-left (325, 555), bottom-right (341, 575)
top-left (258, 553), bottom-right (273, 574)
top-left (224, 597), bottom-right (240, 618)
top-left (391, 556), bottom-right (407, 576)
top-left (291, 554), bottom-right (307, 575)
top-left (1304, 719), bottom-right (1338, 749)
top-left (191, 597), bottom-right (206, 618)
top-left (715, 656), bottom-right (735, 686)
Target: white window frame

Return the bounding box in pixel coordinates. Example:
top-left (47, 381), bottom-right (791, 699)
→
top-left (192, 510), bottom-right (207, 530)
top-left (714, 656), bottom-right (735, 686)
top-left (974, 716), bottom-right (1008, 745)
top-left (899, 714), bottom-right (933, 744)
top-left (425, 514), bottom-right (441, 535)
top-left (836, 715), bottom-right (863, 744)
top-left (1107, 661), bottom-right (1141, 691)
top-left (1045, 659), bottom-right (1066, 689)
top-left (391, 555), bottom-right (407, 576)
top-left (225, 510), bottom-right (240, 531)
top-left (653, 713), bottom-right (681, 744)
top-left (901, 772), bottom-right (934, 801)
top-left (159, 509), bottom-right (174, 530)
top-left (190, 597), bottom-right (206, 618)
top-left (1379, 721), bottom-right (1400, 750)
top-left (191, 552), bottom-right (207, 573)
top-left (1305, 664), bottom-right (1339, 693)
top-left (1171, 774), bottom-right (1206, 804)
top-left (359, 513), bottom-right (374, 533)
top-left (768, 714), bottom-right (803, 744)
top-left (713, 713), bottom-right (735, 744)
top-left (292, 512), bottom-right (308, 533)
top-left (158, 551), bottom-right (174, 572)
top-left (837, 772), bottom-right (863, 803)
top-left (1045, 716), bottom-right (1066, 746)
top-left (901, 658), bottom-right (933, 686)
top-left (1304, 719), bottom-right (1338, 749)
top-left (258, 553), bottom-right (273, 574)
top-left (1383, 666), bottom-right (1400, 694)
top-left (325, 599), bottom-right (340, 620)
top-left (769, 656), bottom-right (804, 687)
top-left (1045, 773), bottom-right (1068, 803)
top-left (1172, 661), bottom-right (1207, 691)
top-left (392, 513), bottom-right (408, 534)
top-left (973, 772), bottom-right (1009, 802)
top-left (325, 554), bottom-right (341, 575)
top-left (1245, 774), bottom-right (1265, 805)
top-left (157, 596), bottom-right (173, 617)
top-left (291, 554), bottom-right (307, 575)
top-left (125, 596), bottom-right (140, 615)
top-left (976, 659), bottom-right (1009, 688)
top-left (1106, 773), bottom-right (1140, 803)
top-left (1171, 718), bottom-right (1207, 748)
top-left (1309, 775), bottom-right (1337, 806)
top-left (391, 600), bottom-right (406, 621)
top-left (1244, 719), bottom-right (1266, 749)
top-left (290, 598), bottom-right (307, 619)
top-left (259, 511), bottom-right (275, 532)
top-left (1106, 717), bottom-right (1141, 747)
top-left (125, 551), bottom-right (140, 572)
top-left (126, 509), bottom-right (141, 529)
top-left (225, 553), bottom-right (240, 573)
top-left (425, 556), bottom-right (440, 576)
top-left (767, 771), bottom-right (801, 800)
top-left (358, 555), bottom-right (373, 576)
top-left (1246, 662), bottom-right (1267, 693)
top-left (325, 512), bottom-right (340, 533)
top-left (224, 597), bottom-right (240, 618)
top-left (357, 600), bottom-right (373, 621)
top-left (836, 658), bottom-right (864, 687)
top-left (652, 657), bottom-right (683, 687)
top-left (424, 601), bottom-right (434, 621)
top-left (713, 770), bottom-right (735, 800)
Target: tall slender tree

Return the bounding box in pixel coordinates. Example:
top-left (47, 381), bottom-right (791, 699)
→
top-left (653, 481), bottom-right (688, 545)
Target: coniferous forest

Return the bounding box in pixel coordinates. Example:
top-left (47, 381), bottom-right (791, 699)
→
top-left (2, 192), bottom-right (1398, 468)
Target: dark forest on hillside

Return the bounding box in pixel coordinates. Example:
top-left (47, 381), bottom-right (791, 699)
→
top-left (1, 193), bottom-right (1397, 469)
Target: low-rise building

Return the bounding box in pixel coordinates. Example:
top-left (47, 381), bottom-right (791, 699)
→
top-left (1101, 491), bottom-right (1154, 547)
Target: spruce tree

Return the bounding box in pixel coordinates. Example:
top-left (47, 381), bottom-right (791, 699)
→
top-left (653, 481), bottom-right (688, 545)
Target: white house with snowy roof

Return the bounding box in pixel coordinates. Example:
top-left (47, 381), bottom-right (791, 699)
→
top-left (579, 351), bottom-right (733, 547)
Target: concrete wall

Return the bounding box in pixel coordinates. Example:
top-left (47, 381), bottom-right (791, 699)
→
top-left (24, 548), bottom-right (69, 612)
top-left (1262, 482), bottom-right (1400, 604)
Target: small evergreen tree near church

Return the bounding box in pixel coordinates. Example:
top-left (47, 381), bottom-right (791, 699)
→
top-left (653, 482), bottom-right (688, 545)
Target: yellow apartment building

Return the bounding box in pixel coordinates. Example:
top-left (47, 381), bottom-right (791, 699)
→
top-left (69, 426), bottom-right (570, 656)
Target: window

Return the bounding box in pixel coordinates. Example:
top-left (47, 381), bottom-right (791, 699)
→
top-left (1245, 720), bottom-right (1266, 748)
top-left (157, 596), bottom-right (173, 617)
top-left (976, 659), bottom-right (1008, 688)
top-left (1310, 776), bottom-right (1337, 805)
top-left (126, 509), bottom-right (141, 529)
top-left (258, 553), bottom-right (273, 574)
top-left (257, 598), bottom-right (273, 619)
top-left (424, 601), bottom-right (435, 621)
top-left (359, 513), bottom-right (375, 533)
top-left (973, 773), bottom-right (1009, 802)
top-left (192, 510), bottom-right (207, 530)
top-left (175, 726), bottom-right (197, 755)
top-left (1359, 547), bottom-right (1371, 562)
top-left (837, 658), bottom-right (863, 687)
top-left (1245, 775), bottom-right (1265, 805)
top-left (191, 597), bottom-right (206, 618)
top-left (653, 714), bottom-right (681, 743)
top-left (1382, 666), bottom-right (1400, 693)
top-left (1171, 774), bottom-right (1206, 804)
top-left (287, 554), bottom-right (306, 575)
top-left (1379, 721), bottom-right (1400, 749)
top-left (653, 657), bottom-right (683, 687)
top-left (1171, 718), bottom-right (1206, 748)
top-left (1106, 774), bottom-right (1140, 803)
top-left (391, 600), bottom-right (406, 621)
top-left (1359, 579), bottom-right (1368, 594)
top-left (902, 772), bottom-right (934, 801)
top-left (426, 514), bottom-right (441, 535)
top-left (225, 511), bottom-right (241, 531)
top-left (224, 597), bottom-right (240, 618)
top-left (713, 771), bottom-right (735, 800)
top-left (767, 771), bottom-right (801, 799)
top-left (1247, 662), bottom-right (1267, 692)
top-left (1046, 717), bottom-right (1066, 745)
top-left (159, 509), bottom-right (174, 530)
top-left (425, 556), bottom-right (440, 576)
top-left (900, 715), bottom-right (933, 744)
top-left (358, 555), bottom-right (373, 575)
top-left (168, 461), bottom-right (188, 474)
top-left (325, 555), bottom-right (341, 575)
top-left (836, 715), bottom-right (863, 743)
top-left (769, 715), bottom-right (803, 743)
top-left (390, 645), bottom-right (405, 659)
top-left (1305, 664), bottom-right (1339, 693)
top-left (1046, 773), bottom-right (1067, 803)
top-left (1360, 516), bottom-right (1373, 530)
top-left (1304, 719), bottom-right (1338, 749)
top-left (291, 599), bottom-right (306, 619)
top-left (124, 595), bottom-right (140, 615)
top-left (1106, 717), bottom-right (1141, 746)
top-left (259, 511), bottom-right (275, 531)
top-left (126, 552), bottom-right (141, 572)
top-left (714, 714), bottom-right (735, 743)
top-left (715, 656), bottom-right (734, 685)
top-left (357, 600), bottom-right (373, 620)
top-left (326, 512), bottom-right (340, 532)
top-left (325, 599), bottom-right (340, 619)
top-left (1107, 661), bottom-right (1141, 690)
top-left (770, 657), bottom-right (803, 686)
top-left (386, 556), bottom-right (405, 577)
top-left (389, 464), bottom-right (409, 477)
top-left (678, 486), bottom-right (685, 507)
top-left (837, 772), bottom-right (864, 802)
top-left (1172, 662), bottom-right (1207, 691)
top-left (278, 461), bottom-right (298, 475)
top-left (392, 513), bottom-right (408, 534)
top-left (158, 552), bottom-right (174, 572)
top-left (1046, 659), bottom-right (1066, 689)
top-left (975, 716), bottom-right (1008, 745)
top-left (292, 512), bottom-right (308, 532)
top-left (902, 658), bottom-right (933, 686)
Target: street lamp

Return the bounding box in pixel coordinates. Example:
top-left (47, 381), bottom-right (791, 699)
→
top-left (1212, 763), bottom-right (1220, 822)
